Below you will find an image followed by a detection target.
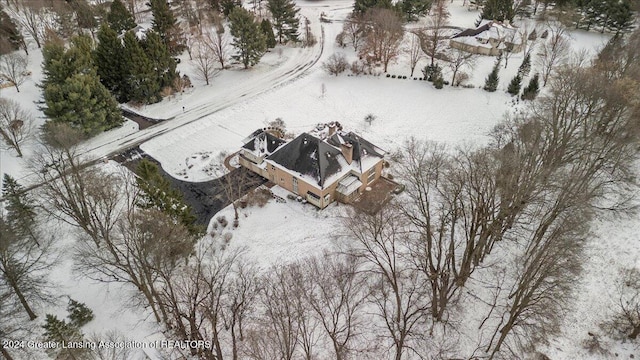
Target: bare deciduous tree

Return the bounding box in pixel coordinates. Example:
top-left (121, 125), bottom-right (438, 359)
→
top-left (536, 24), bottom-right (570, 86)
top-left (0, 52), bottom-right (28, 92)
top-left (420, 0), bottom-right (449, 67)
top-left (342, 14), bottom-right (364, 51)
top-left (360, 8), bottom-right (404, 72)
top-left (32, 126), bottom-right (122, 248)
top-left (323, 52), bottom-right (348, 76)
top-left (603, 268), bottom-right (640, 340)
top-left (345, 207), bottom-right (429, 360)
top-left (405, 32), bottom-right (423, 77)
top-left (259, 264), bottom-right (305, 360)
top-left (5, 0), bottom-right (49, 48)
top-left (300, 252), bottom-right (369, 360)
top-left (203, 13), bottom-right (230, 69)
top-left (0, 98), bottom-right (33, 157)
top-left (482, 56), bottom-right (640, 357)
top-left (192, 40), bottom-right (217, 85)
top-left (447, 48), bottom-right (476, 86)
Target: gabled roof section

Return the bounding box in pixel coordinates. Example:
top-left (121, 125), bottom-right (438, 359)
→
top-left (242, 131), bottom-right (286, 156)
top-left (452, 22), bottom-right (492, 39)
top-left (327, 131), bottom-right (386, 172)
top-left (267, 133), bottom-right (343, 187)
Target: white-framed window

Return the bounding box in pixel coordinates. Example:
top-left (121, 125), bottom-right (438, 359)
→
top-left (293, 177), bottom-right (298, 194)
top-left (367, 167), bottom-right (376, 184)
top-left (324, 194), bottom-right (330, 203)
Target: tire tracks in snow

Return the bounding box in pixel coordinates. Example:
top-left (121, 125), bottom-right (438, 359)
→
top-left (80, 25), bottom-right (325, 162)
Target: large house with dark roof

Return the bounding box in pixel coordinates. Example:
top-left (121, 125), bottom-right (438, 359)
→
top-left (239, 123), bottom-right (386, 209)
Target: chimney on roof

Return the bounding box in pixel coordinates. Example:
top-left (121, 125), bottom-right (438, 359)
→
top-left (328, 122), bottom-right (337, 136)
top-left (341, 142), bottom-right (353, 165)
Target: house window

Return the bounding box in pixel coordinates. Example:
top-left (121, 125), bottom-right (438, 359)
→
top-left (292, 177), bottom-right (298, 194)
top-left (307, 191), bottom-right (321, 207)
top-left (324, 194), bottom-right (330, 203)
top-left (367, 167), bottom-right (376, 184)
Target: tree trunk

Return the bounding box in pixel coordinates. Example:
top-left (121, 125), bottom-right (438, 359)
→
top-left (1, 346), bottom-right (15, 360)
top-left (10, 279), bottom-right (37, 320)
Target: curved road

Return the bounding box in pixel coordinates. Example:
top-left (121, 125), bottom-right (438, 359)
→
top-left (79, 25), bottom-right (326, 162)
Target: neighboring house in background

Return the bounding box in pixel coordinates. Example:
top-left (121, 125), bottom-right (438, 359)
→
top-left (450, 20), bottom-right (524, 56)
top-left (239, 123), bottom-right (386, 209)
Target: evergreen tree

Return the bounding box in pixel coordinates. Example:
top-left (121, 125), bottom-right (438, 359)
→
top-left (41, 35), bottom-right (123, 135)
top-left (353, 0), bottom-right (393, 14)
top-left (608, 0), bottom-right (634, 35)
top-left (397, 0), bottom-right (432, 21)
top-left (107, 0), bottom-right (137, 34)
top-left (483, 59), bottom-right (501, 92)
top-left (42, 314), bottom-right (87, 359)
top-left (123, 31), bottom-right (161, 104)
top-left (67, 299), bottom-right (94, 328)
top-left (135, 159), bottom-right (200, 235)
top-left (507, 74), bottom-right (521, 95)
top-left (94, 23), bottom-right (129, 101)
top-left (149, 0), bottom-right (183, 55)
top-left (521, 73), bottom-right (539, 100)
top-left (221, 0), bottom-right (242, 16)
top-left (267, 0), bottom-right (300, 43)
top-left (43, 72), bottom-right (123, 135)
top-left (229, 7), bottom-right (267, 69)
top-left (142, 30), bottom-right (178, 89)
top-left (2, 174), bottom-right (37, 242)
top-left (261, 18), bottom-right (277, 49)
top-left (517, 52), bottom-right (531, 77)
top-left (41, 35), bottom-right (94, 89)
top-left (43, 314), bottom-right (82, 343)
top-left (481, 0), bottom-right (515, 22)
top-left (74, 0), bottom-right (98, 33)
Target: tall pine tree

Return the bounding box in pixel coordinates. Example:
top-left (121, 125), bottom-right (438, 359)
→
top-left (229, 7), bottom-right (267, 68)
top-left (149, 0), bottom-right (183, 55)
top-left (517, 52), bottom-right (531, 77)
top-left (43, 72), bottom-right (122, 135)
top-left (142, 30), bottom-right (178, 90)
top-left (397, 0), bottom-right (432, 21)
top-left (521, 73), bottom-right (539, 100)
top-left (94, 23), bottom-right (129, 102)
top-left (107, 0), bottom-right (137, 35)
top-left (41, 35), bottom-right (123, 135)
top-left (135, 159), bottom-right (200, 235)
top-left (483, 57), bottom-right (501, 92)
top-left (2, 174), bottom-right (37, 244)
top-left (353, 0), bottom-right (393, 14)
top-left (267, 0), bottom-right (300, 43)
top-left (482, 0), bottom-right (515, 22)
top-left (260, 18), bottom-right (277, 49)
top-left (123, 31), bottom-right (161, 104)
top-left (507, 74), bottom-right (521, 95)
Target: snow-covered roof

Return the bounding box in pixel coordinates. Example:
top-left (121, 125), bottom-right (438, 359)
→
top-left (259, 125), bottom-right (385, 189)
top-left (337, 176), bottom-right (363, 196)
top-left (242, 130), bottom-right (286, 157)
top-left (452, 21), bottom-right (523, 45)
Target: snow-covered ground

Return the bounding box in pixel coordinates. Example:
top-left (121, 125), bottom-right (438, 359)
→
top-left (0, 0), bottom-right (633, 359)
